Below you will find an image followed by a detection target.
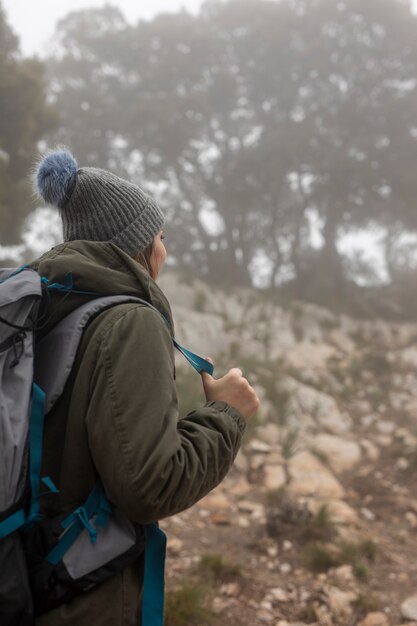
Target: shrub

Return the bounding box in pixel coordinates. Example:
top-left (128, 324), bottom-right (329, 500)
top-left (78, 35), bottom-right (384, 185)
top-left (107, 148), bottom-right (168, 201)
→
top-left (165, 584), bottom-right (214, 626)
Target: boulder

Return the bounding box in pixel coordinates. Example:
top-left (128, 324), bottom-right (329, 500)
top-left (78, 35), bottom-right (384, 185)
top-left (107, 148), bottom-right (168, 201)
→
top-left (402, 596), bottom-right (417, 621)
top-left (310, 434), bottom-right (361, 472)
top-left (285, 343), bottom-right (337, 370)
top-left (281, 377), bottom-right (352, 434)
top-left (263, 464), bottom-right (287, 491)
top-left (287, 451), bottom-right (345, 499)
top-left (358, 612), bottom-right (390, 626)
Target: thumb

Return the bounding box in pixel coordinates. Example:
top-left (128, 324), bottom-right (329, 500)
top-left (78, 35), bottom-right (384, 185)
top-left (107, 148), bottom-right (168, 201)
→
top-left (200, 370), bottom-right (214, 384)
top-left (200, 370), bottom-right (216, 396)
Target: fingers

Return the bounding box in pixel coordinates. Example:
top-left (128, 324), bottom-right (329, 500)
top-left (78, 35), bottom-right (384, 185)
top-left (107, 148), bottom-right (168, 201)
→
top-left (229, 367), bottom-right (243, 378)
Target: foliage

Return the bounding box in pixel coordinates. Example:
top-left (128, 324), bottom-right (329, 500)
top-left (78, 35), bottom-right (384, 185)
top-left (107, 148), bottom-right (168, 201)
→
top-left (304, 537), bottom-right (377, 577)
top-left (198, 553), bottom-right (242, 581)
top-left (43, 0), bottom-right (417, 296)
top-left (0, 2), bottom-right (56, 246)
top-left (165, 583), bottom-right (214, 626)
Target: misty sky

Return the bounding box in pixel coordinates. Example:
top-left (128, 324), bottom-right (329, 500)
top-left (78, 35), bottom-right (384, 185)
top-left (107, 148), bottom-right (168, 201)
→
top-left (4, 0), bottom-right (417, 57)
top-left (2, 0), bottom-right (205, 56)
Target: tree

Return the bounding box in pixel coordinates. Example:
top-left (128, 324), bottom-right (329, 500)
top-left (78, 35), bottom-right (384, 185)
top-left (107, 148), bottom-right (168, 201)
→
top-left (45, 0), bottom-right (417, 293)
top-left (0, 2), bottom-right (57, 246)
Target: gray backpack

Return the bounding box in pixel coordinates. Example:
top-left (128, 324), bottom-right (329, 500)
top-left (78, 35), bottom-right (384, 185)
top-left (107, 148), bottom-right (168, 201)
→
top-left (0, 265), bottom-right (213, 626)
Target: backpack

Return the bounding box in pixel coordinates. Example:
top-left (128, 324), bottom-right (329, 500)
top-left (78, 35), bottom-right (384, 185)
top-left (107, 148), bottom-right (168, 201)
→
top-left (0, 265), bottom-right (214, 626)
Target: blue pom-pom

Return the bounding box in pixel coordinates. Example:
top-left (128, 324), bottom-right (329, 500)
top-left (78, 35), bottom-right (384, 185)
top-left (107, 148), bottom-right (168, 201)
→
top-left (36, 150), bottom-right (78, 208)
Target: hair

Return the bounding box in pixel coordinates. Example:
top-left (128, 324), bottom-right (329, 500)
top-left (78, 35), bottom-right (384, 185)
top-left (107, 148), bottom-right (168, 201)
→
top-left (133, 242), bottom-right (155, 278)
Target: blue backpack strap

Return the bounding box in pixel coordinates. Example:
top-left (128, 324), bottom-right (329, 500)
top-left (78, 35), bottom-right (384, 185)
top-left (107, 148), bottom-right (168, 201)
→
top-left (173, 341), bottom-right (214, 375)
top-left (27, 383), bottom-right (47, 525)
top-left (46, 482), bottom-right (110, 566)
top-left (0, 382), bottom-right (47, 537)
top-left (142, 523), bottom-right (167, 626)
top-left (0, 508), bottom-right (26, 539)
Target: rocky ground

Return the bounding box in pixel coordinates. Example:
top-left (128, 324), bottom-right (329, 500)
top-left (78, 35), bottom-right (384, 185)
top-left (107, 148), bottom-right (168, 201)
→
top-left (158, 273), bottom-right (417, 626)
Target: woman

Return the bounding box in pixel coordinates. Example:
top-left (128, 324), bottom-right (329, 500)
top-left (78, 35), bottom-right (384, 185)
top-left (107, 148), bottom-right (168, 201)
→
top-left (31, 149), bottom-right (259, 626)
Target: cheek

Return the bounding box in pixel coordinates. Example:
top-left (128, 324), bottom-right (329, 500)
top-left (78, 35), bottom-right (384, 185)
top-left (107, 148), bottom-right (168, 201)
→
top-left (161, 243), bottom-right (167, 263)
top-left (153, 240), bottom-right (166, 268)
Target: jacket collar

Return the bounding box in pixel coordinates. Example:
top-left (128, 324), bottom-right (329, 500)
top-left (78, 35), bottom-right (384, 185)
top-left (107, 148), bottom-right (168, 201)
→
top-left (30, 240), bottom-right (174, 337)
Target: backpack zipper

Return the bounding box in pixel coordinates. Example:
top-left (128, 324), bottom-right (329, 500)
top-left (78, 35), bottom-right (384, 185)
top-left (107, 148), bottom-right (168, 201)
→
top-left (0, 331), bottom-right (27, 366)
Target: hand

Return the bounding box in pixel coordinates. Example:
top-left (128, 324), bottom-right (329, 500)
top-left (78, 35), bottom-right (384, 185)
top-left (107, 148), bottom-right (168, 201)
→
top-left (201, 362), bottom-right (259, 422)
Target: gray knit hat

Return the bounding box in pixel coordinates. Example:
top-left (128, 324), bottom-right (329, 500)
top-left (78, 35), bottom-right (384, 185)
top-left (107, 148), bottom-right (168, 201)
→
top-left (35, 149), bottom-right (165, 256)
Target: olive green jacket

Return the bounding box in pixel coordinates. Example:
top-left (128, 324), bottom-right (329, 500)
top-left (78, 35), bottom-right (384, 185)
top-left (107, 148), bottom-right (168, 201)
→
top-left (31, 241), bottom-right (245, 626)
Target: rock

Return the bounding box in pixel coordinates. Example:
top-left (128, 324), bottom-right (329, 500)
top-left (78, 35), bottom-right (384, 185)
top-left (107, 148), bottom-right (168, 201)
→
top-left (405, 511), bottom-right (417, 528)
top-left (325, 585), bottom-right (357, 622)
top-left (375, 434), bottom-right (392, 447)
top-left (259, 310), bottom-right (298, 361)
top-left (281, 376), bottom-right (352, 433)
top-left (210, 512), bottom-right (232, 525)
top-left (328, 328), bottom-right (356, 353)
top-left (288, 451), bottom-right (345, 499)
top-left (238, 500), bottom-right (265, 518)
top-left (331, 564), bottom-right (355, 586)
top-left (397, 346), bottom-right (417, 369)
top-left (308, 498), bottom-right (359, 525)
top-left (258, 608), bottom-right (275, 623)
top-left (220, 582), bottom-right (241, 597)
top-left (227, 477), bottom-right (252, 497)
top-left (212, 596), bottom-right (236, 613)
top-left (401, 595), bottom-right (417, 621)
top-left (248, 439), bottom-right (272, 453)
top-left (280, 563), bottom-right (292, 574)
top-left (198, 492), bottom-right (233, 511)
top-left (267, 587), bottom-right (290, 602)
top-left (276, 622), bottom-right (311, 626)
top-left (173, 307), bottom-right (227, 363)
top-left (360, 507), bottom-right (376, 521)
top-left (310, 434), bottom-right (361, 472)
top-left (351, 399), bottom-right (373, 415)
top-left (396, 457), bottom-right (410, 471)
top-left (358, 612), bottom-right (390, 626)
top-left (360, 439), bottom-right (380, 461)
top-left (257, 422), bottom-right (282, 445)
top-left (166, 537), bottom-right (183, 555)
top-left (377, 420), bottom-right (396, 434)
top-left (285, 343), bottom-right (337, 370)
top-left (250, 453), bottom-right (267, 470)
top-left (233, 449), bottom-right (249, 473)
top-left (264, 464), bottom-right (287, 491)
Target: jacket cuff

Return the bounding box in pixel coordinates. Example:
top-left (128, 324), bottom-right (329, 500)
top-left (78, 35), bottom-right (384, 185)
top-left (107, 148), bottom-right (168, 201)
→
top-left (204, 400), bottom-right (246, 435)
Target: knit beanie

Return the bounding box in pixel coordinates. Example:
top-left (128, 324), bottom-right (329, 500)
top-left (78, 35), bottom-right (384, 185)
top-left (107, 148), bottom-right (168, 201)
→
top-left (35, 149), bottom-right (165, 256)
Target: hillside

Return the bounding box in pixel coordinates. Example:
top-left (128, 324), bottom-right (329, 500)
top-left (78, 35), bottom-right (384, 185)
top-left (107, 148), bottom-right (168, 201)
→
top-left (158, 272), bottom-right (417, 626)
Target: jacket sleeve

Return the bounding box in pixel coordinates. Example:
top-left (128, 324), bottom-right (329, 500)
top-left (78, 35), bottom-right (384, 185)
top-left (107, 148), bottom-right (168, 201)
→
top-left (85, 304), bottom-right (246, 524)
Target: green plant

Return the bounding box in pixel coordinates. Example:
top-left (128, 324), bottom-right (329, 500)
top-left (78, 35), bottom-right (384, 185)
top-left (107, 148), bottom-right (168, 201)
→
top-left (353, 561), bottom-right (369, 580)
top-left (303, 537), bottom-right (377, 576)
top-left (337, 539), bottom-right (377, 579)
top-left (259, 378), bottom-right (292, 426)
top-left (309, 446), bottom-right (329, 466)
top-left (407, 445), bottom-right (417, 470)
top-left (367, 387), bottom-right (385, 411)
top-left (198, 553), bottom-right (242, 581)
top-left (193, 290), bottom-right (207, 312)
top-left (362, 350), bottom-right (391, 376)
top-left (165, 584), bottom-right (214, 626)
top-left (321, 316), bottom-right (339, 331)
top-left (280, 428), bottom-right (299, 460)
top-left (352, 593), bottom-right (381, 618)
top-left (348, 357), bottom-right (363, 383)
top-left (303, 543), bottom-right (340, 571)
